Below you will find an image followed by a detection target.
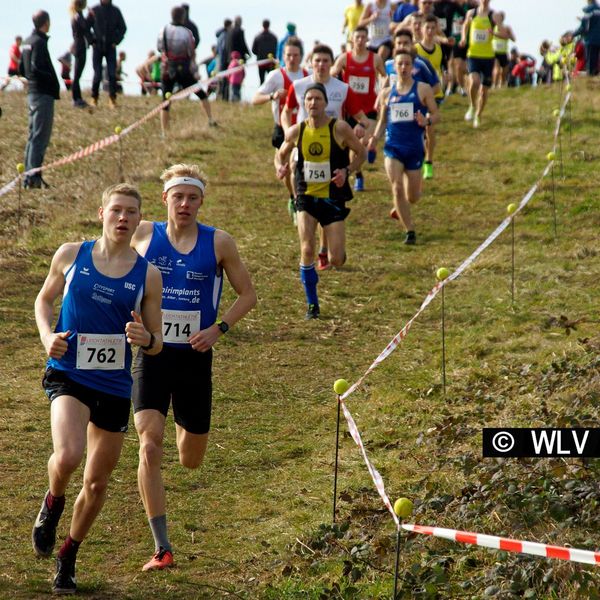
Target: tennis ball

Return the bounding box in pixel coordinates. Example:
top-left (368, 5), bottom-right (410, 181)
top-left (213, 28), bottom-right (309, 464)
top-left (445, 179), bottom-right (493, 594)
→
top-left (16, 163), bottom-right (25, 174)
top-left (507, 203), bottom-right (517, 215)
top-left (165, 92), bottom-right (172, 100)
top-left (553, 109), bottom-right (560, 117)
top-left (333, 379), bottom-right (350, 395)
top-left (268, 53), bottom-right (274, 59)
top-left (394, 497), bottom-right (413, 519)
top-left (566, 83), bottom-right (572, 92)
top-left (547, 151), bottom-right (556, 161)
top-left (436, 267), bottom-right (449, 281)
top-left (114, 125), bottom-right (122, 135)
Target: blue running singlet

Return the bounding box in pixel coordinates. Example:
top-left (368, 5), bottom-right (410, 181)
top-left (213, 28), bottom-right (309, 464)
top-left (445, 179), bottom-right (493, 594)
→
top-left (48, 240), bottom-right (148, 398)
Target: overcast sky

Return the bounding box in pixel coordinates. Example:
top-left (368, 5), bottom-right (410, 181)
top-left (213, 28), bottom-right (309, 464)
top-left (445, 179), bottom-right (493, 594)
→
top-left (0, 1), bottom-right (585, 98)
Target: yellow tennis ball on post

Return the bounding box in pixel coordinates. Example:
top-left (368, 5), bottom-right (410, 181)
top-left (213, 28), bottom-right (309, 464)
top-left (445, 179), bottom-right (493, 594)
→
top-left (393, 498), bottom-right (414, 519)
top-left (507, 203), bottom-right (517, 215)
top-left (16, 163), bottom-right (25, 174)
top-left (267, 53), bottom-right (274, 59)
top-left (436, 267), bottom-right (450, 281)
top-left (165, 92), bottom-right (172, 100)
top-left (547, 151), bottom-right (556, 161)
top-left (553, 109), bottom-right (560, 117)
top-left (114, 125), bottom-right (122, 135)
top-left (333, 379), bottom-right (350, 395)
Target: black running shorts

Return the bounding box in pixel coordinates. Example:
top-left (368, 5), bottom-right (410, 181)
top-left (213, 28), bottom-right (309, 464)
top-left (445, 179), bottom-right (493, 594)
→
top-left (42, 367), bottom-right (131, 433)
top-left (295, 195), bottom-right (350, 226)
top-left (132, 346), bottom-right (212, 435)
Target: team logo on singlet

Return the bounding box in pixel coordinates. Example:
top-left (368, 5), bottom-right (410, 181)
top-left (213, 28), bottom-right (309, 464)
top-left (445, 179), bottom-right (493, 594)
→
top-left (308, 142), bottom-right (324, 156)
top-left (79, 267), bottom-right (90, 276)
top-left (329, 91), bottom-right (343, 101)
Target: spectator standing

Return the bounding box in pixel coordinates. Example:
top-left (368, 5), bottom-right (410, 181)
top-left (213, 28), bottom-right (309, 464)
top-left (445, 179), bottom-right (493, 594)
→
top-left (227, 16), bottom-right (250, 62)
top-left (57, 52), bottom-right (72, 91)
top-left (8, 35), bottom-right (23, 77)
top-left (69, 0), bottom-right (94, 108)
top-left (573, 0), bottom-right (600, 76)
top-left (277, 23), bottom-right (300, 63)
top-left (20, 11), bottom-right (60, 189)
top-left (87, 0), bottom-right (127, 108)
top-left (252, 19), bottom-right (277, 84)
top-left (216, 18), bottom-right (232, 100)
top-left (182, 3), bottom-right (200, 48)
top-left (228, 50), bottom-right (245, 101)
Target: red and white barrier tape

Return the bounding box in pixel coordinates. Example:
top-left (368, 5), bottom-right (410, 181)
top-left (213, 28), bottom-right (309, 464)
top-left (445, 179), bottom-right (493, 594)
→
top-left (0, 59), bottom-right (274, 199)
top-left (337, 83), bottom-right (573, 554)
top-left (403, 524), bottom-right (600, 566)
top-left (340, 399), bottom-right (399, 527)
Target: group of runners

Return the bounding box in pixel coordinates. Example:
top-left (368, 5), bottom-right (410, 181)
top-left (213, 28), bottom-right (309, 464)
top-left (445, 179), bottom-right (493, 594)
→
top-left (251, 0), bottom-right (517, 320)
top-left (28, 0), bottom-right (532, 594)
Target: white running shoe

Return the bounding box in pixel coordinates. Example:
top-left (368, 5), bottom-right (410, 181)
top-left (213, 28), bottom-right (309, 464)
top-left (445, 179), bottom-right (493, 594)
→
top-left (464, 106), bottom-right (474, 121)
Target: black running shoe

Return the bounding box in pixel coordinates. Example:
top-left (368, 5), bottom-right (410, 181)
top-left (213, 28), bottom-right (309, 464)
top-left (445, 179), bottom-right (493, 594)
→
top-left (305, 304), bottom-right (320, 320)
top-left (32, 491), bottom-right (64, 558)
top-left (404, 231), bottom-right (416, 245)
top-left (53, 556), bottom-right (76, 595)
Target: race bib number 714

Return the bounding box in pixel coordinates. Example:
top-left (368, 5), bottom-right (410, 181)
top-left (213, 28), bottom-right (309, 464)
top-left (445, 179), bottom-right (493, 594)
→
top-left (162, 309), bottom-right (201, 344)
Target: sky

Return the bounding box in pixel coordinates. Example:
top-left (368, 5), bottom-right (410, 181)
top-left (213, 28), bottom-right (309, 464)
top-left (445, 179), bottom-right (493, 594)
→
top-left (0, 1), bottom-right (586, 99)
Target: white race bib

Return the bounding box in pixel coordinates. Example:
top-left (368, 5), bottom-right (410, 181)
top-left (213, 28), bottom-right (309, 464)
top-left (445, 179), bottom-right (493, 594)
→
top-left (162, 309), bottom-right (201, 344)
top-left (390, 102), bottom-right (414, 123)
top-left (76, 333), bottom-right (125, 370)
top-left (473, 29), bottom-right (490, 43)
top-left (371, 24), bottom-right (388, 40)
top-left (438, 17), bottom-right (447, 31)
top-left (304, 161), bottom-right (331, 183)
top-left (349, 75), bottom-right (369, 94)
top-left (452, 21), bottom-right (463, 36)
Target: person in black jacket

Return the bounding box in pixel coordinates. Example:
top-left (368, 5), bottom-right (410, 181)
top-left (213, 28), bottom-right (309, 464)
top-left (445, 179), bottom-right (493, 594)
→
top-left (252, 19), bottom-right (278, 83)
top-left (182, 3), bottom-right (200, 49)
top-left (20, 10), bottom-right (60, 189)
top-left (226, 16), bottom-right (250, 63)
top-left (87, 0), bottom-right (126, 107)
top-left (69, 0), bottom-right (94, 108)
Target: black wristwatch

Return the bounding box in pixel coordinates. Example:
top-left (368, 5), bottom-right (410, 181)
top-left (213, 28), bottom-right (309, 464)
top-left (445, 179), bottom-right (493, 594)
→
top-left (216, 320), bottom-right (229, 334)
top-left (141, 332), bottom-right (155, 351)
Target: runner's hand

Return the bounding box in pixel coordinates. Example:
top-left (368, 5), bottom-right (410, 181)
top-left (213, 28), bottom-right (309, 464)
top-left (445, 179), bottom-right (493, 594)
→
top-left (44, 330), bottom-right (70, 359)
top-left (126, 311), bottom-right (150, 346)
top-left (189, 324), bottom-right (220, 352)
top-left (415, 111), bottom-right (428, 128)
top-left (332, 168), bottom-right (347, 188)
top-left (277, 163), bottom-right (290, 180)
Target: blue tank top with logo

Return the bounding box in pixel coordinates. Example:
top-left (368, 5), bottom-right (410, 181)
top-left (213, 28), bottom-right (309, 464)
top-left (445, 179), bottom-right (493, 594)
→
top-left (48, 240), bottom-right (148, 398)
top-left (385, 80), bottom-right (427, 152)
top-left (144, 222), bottom-right (223, 347)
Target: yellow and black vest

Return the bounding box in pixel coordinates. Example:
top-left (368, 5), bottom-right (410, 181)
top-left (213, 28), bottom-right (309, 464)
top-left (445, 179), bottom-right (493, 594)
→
top-left (295, 118), bottom-right (351, 200)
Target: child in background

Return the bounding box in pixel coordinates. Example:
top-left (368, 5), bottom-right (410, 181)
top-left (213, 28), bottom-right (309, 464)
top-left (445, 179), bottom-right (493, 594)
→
top-left (228, 50), bottom-right (245, 102)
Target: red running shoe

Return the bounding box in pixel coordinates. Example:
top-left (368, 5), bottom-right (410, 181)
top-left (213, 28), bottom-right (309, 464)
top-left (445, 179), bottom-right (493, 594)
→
top-left (142, 547), bottom-right (174, 572)
top-left (317, 252), bottom-right (330, 271)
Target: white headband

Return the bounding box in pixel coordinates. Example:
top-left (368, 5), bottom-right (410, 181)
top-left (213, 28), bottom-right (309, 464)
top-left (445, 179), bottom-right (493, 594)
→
top-left (163, 176), bottom-right (205, 194)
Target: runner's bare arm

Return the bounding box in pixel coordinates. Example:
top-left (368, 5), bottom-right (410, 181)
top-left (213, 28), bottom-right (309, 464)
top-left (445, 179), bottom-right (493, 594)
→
top-left (275, 124), bottom-right (300, 178)
top-left (34, 243), bottom-right (80, 358)
top-left (125, 263), bottom-right (163, 355)
top-left (368, 88), bottom-right (391, 148)
top-left (330, 53), bottom-right (347, 78)
top-left (332, 121), bottom-right (367, 186)
top-left (417, 82), bottom-right (440, 127)
top-left (131, 220), bottom-right (154, 257)
top-left (188, 231), bottom-right (256, 352)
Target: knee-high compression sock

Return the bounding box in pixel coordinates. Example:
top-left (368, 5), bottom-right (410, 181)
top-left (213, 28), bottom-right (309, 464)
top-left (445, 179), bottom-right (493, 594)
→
top-left (300, 263), bottom-right (319, 307)
top-left (149, 514), bottom-right (172, 552)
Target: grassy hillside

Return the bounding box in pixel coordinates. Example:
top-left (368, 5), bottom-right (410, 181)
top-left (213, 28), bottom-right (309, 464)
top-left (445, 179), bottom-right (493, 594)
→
top-left (0, 79), bottom-right (599, 599)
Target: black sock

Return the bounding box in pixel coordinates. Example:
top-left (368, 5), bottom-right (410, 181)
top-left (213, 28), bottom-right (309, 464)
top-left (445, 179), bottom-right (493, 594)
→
top-left (424, 160), bottom-right (432, 165)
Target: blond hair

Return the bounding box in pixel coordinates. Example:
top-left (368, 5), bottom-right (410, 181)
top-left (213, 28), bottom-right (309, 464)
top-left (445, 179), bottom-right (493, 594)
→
top-left (69, 0), bottom-right (87, 17)
top-left (160, 164), bottom-right (208, 193)
top-left (101, 183), bottom-right (142, 208)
